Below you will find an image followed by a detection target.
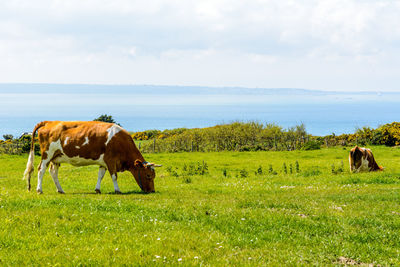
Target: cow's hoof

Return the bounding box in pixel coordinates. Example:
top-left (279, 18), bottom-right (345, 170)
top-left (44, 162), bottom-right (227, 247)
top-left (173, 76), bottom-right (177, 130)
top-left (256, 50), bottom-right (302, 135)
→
top-left (57, 190), bottom-right (65, 194)
top-left (115, 190), bottom-right (122, 194)
top-left (37, 189), bottom-right (43, 194)
top-left (95, 189), bottom-right (101, 194)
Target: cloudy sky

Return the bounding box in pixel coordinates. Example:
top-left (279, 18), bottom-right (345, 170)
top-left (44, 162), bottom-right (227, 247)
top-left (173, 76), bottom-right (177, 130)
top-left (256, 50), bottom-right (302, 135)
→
top-left (0, 0), bottom-right (399, 91)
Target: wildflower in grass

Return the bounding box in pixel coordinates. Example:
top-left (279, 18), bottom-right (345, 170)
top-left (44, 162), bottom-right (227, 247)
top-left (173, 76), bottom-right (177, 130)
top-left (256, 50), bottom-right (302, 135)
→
top-left (280, 185), bottom-right (295, 189)
top-left (332, 206), bottom-right (344, 211)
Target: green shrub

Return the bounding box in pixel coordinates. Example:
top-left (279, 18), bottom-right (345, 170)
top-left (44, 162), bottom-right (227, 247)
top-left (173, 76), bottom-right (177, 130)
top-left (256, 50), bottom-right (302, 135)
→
top-left (256, 165), bottom-right (263, 175)
top-left (181, 161), bottom-right (209, 176)
top-left (303, 166), bottom-right (322, 177)
top-left (239, 169), bottom-right (248, 178)
top-left (2, 134), bottom-right (13, 141)
top-left (302, 140), bottom-right (321, 150)
top-left (282, 163), bottom-right (287, 174)
top-left (166, 166), bottom-right (179, 177)
top-left (331, 161), bottom-right (345, 175)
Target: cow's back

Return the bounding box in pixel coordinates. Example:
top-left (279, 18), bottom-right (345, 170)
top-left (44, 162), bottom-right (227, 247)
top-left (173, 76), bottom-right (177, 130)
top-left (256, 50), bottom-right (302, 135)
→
top-left (38, 121), bottom-right (122, 166)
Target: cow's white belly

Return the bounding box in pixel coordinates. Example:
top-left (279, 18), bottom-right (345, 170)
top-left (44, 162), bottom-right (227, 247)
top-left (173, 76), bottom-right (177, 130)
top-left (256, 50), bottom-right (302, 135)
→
top-left (48, 139), bottom-right (106, 168)
top-left (53, 154), bottom-right (106, 167)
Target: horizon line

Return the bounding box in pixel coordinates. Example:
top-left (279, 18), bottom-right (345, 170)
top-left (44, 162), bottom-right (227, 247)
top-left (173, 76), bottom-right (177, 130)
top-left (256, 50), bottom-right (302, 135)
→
top-left (0, 82), bottom-right (395, 94)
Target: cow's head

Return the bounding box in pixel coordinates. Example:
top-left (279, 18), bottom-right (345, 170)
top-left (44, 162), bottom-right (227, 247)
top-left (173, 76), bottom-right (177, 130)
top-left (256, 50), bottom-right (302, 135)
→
top-left (349, 146), bottom-right (363, 172)
top-left (130, 159), bottom-right (162, 193)
top-left (349, 146), bottom-right (362, 172)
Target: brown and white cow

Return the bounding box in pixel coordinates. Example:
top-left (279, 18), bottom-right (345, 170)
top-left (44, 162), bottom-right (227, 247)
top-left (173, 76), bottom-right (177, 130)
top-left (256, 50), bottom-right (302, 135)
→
top-left (349, 146), bottom-right (383, 173)
top-left (23, 121), bottom-right (161, 194)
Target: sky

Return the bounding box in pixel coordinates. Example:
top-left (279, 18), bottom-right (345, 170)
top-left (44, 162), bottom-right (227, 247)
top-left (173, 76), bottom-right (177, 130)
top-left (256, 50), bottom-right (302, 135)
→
top-left (0, 0), bottom-right (400, 91)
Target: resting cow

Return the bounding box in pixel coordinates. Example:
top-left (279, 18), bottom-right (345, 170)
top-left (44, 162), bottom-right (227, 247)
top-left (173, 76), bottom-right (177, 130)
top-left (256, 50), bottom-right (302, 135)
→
top-left (349, 146), bottom-right (383, 172)
top-left (23, 121), bottom-right (161, 194)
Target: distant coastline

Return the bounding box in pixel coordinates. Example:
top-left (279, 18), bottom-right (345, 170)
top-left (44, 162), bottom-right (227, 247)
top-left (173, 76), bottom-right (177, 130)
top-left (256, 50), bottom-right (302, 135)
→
top-left (0, 83), bottom-right (395, 95)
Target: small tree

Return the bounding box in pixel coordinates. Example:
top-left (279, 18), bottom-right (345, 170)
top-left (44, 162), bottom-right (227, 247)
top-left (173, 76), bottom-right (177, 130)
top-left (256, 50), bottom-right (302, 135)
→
top-left (93, 114), bottom-right (120, 126)
top-left (3, 134), bottom-right (13, 141)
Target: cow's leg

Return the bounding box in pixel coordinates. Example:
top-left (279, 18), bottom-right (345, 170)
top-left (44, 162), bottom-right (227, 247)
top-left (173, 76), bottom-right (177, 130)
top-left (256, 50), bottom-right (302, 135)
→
top-left (111, 173), bottom-right (121, 194)
top-left (95, 167), bottom-right (107, 194)
top-left (37, 159), bottom-right (50, 194)
top-left (49, 163), bottom-right (64, 194)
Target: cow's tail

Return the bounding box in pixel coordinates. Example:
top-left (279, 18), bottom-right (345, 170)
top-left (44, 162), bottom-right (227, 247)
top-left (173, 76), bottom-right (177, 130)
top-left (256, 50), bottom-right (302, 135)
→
top-left (23, 121), bottom-right (48, 191)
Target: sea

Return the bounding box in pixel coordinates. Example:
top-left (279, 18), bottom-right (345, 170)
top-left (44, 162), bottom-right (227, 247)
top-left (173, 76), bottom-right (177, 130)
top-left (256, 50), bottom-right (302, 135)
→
top-left (0, 84), bottom-right (399, 138)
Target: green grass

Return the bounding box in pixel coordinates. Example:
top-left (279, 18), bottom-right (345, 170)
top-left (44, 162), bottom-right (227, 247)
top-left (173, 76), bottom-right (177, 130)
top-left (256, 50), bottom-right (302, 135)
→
top-left (0, 146), bottom-right (400, 265)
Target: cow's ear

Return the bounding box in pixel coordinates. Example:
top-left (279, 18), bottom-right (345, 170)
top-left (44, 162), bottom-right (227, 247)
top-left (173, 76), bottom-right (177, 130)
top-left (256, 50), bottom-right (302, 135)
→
top-left (134, 159), bottom-right (144, 168)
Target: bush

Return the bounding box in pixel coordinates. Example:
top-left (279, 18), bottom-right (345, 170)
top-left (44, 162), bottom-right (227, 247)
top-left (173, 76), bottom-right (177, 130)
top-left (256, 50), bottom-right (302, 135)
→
top-left (93, 114), bottom-right (121, 126)
top-left (332, 161), bottom-right (344, 174)
top-left (166, 166), bottom-right (179, 177)
top-left (378, 122), bottom-right (400, 146)
top-left (239, 169), bottom-right (248, 178)
top-left (3, 134), bottom-right (13, 141)
top-left (302, 140), bottom-right (321, 150)
top-left (256, 166), bottom-right (263, 175)
top-left (282, 163), bottom-right (287, 174)
top-left (268, 165), bottom-right (277, 175)
top-left (295, 161), bottom-right (300, 173)
top-left (139, 121), bottom-right (309, 153)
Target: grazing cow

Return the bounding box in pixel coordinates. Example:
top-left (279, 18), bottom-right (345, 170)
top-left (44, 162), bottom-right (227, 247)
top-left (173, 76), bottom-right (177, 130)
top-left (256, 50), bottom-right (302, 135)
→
top-left (349, 146), bottom-right (383, 172)
top-left (23, 121), bottom-right (161, 194)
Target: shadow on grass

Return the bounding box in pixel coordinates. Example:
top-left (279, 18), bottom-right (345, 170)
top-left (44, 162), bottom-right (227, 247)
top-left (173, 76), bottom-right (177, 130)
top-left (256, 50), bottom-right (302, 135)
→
top-left (117, 190), bottom-right (157, 195)
top-left (67, 190), bottom-right (156, 195)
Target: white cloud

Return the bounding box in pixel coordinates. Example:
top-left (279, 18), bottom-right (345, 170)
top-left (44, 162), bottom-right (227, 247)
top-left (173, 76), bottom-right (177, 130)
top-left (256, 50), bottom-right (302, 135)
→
top-left (0, 0), bottom-right (399, 91)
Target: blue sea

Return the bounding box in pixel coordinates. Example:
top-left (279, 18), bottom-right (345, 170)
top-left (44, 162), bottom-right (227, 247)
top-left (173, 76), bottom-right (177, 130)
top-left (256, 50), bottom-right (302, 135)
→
top-left (0, 84), bottom-right (399, 138)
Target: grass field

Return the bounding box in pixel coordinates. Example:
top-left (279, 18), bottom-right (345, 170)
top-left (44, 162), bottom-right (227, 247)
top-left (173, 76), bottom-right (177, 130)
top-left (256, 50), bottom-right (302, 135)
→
top-left (0, 146), bottom-right (400, 265)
